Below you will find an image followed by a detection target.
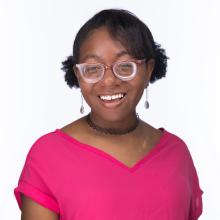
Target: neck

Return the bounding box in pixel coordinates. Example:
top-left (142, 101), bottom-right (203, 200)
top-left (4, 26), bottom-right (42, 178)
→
top-left (86, 112), bottom-right (139, 135)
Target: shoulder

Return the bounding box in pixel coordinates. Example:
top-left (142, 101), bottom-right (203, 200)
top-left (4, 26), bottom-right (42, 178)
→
top-left (162, 129), bottom-right (201, 184)
top-left (26, 117), bottom-right (88, 160)
top-left (25, 130), bottom-right (62, 161)
top-left (163, 129), bottom-right (187, 147)
top-left (61, 115), bottom-right (88, 134)
top-left (164, 129), bottom-right (203, 218)
top-left (162, 129), bottom-right (195, 164)
top-left (30, 117), bottom-right (83, 149)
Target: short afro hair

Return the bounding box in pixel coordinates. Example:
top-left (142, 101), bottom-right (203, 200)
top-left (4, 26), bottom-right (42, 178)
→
top-left (61, 9), bottom-right (168, 88)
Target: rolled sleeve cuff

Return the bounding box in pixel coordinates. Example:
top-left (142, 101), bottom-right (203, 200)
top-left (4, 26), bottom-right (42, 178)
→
top-left (14, 180), bottom-right (60, 214)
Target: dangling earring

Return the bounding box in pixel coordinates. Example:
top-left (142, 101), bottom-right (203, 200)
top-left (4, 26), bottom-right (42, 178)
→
top-left (144, 88), bottom-right (149, 109)
top-left (80, 92), bottom-right (84, 114)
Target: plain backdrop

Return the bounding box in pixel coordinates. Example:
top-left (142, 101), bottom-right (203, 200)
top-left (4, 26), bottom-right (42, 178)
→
top-left (1, 0), bottom-right (220, 219)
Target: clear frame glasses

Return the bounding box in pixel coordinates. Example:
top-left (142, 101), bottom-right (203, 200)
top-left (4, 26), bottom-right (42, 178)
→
top-left (74, 59), bottom-right (146, 83)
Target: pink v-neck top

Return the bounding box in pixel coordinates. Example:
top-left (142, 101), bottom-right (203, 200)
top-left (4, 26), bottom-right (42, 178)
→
top-left (14, 128), bottom-right (203, 220)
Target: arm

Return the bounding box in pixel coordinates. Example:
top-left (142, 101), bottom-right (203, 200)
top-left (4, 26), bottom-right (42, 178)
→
top-left (21, 194), bottom-right (59, 220)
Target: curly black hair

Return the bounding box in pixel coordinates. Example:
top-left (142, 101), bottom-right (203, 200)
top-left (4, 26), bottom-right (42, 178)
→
top-left (61, 9), bottom-right (168, 89)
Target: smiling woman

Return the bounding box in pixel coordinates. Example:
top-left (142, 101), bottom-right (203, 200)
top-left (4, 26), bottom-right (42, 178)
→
top-left (14, 9), bottom-right (203, 220)
top-left (73, 26), bottom-right (155, 127)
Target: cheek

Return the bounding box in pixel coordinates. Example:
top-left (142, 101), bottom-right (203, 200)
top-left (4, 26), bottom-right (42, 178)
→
top-left (81, 86), bottom-right (91, 97)
top-left (135, 86), bottom-right (145, 101)
top-left (128, 82), bottom-right (145, 104)
top-left (79, 83), bottom-right (96, 106)
top-left (132, 73), bottom-right (148, 92)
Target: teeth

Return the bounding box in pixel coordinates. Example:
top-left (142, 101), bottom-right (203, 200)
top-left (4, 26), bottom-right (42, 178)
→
top-left (100, 93), bottom-right (124, 101)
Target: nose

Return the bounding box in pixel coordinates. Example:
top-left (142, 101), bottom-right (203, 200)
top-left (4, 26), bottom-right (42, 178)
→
top-left (100, 66), bottom-right (118, 86)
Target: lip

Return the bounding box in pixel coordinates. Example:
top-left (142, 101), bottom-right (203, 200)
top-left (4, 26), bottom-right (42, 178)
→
top-left (98, 92), bottom-right (126, 96)
top-left (98, 93), bottom-right (126, 109)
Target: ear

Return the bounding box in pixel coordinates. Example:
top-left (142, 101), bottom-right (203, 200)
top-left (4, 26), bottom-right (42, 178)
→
top-left (145, 58), bottom-right (155, 88)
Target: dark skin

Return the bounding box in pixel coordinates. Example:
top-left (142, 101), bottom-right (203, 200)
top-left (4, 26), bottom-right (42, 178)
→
top-left (61, 116), bottom-right (162, 168)
top-left (21, 27), bottom-right (162, 219)
top-left (21, 195), bottom-right (59, 220)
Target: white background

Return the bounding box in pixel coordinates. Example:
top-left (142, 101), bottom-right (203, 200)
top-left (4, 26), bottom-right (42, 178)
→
top-left (1, 0), bottom-right (220, 219)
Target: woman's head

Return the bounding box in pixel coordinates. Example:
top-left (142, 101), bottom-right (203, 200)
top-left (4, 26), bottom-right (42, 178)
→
top-left (62, 9), bottom-right (168, 88)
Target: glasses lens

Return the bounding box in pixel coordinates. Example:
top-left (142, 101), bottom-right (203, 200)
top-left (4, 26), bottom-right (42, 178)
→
top-left (114, 62), bottom-right (134, 77)
top-left (83, 64), bottom-right (103, 80)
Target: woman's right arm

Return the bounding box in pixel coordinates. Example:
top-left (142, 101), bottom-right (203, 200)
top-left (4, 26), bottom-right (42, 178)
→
top-left (21, 194), bottom-right (59, 220)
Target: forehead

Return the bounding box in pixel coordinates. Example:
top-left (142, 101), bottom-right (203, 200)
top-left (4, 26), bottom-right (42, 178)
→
top-left (78, 27), bottom-right (131, 62)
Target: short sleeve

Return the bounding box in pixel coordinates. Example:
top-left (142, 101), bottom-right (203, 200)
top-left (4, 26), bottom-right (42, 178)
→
top-left (189, 165), bottom-right (203, 220)
top-left (14, 136), bottom-right (60, 214)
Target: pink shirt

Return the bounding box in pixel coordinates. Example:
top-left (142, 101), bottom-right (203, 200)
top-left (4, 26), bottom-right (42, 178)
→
top-left (14, 128), bottom-right (203, 220)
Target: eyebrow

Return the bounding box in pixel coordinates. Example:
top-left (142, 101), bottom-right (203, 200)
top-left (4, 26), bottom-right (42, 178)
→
top-left (80, 50), bottom-right (131, 62)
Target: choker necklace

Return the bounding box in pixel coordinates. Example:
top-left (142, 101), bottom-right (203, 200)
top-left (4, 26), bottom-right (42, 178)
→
top-left (85, 114), bottom-right (139, 135)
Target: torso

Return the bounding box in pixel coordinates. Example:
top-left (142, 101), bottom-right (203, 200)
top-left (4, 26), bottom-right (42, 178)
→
top-left (61, 116), bottom-right (163, 168)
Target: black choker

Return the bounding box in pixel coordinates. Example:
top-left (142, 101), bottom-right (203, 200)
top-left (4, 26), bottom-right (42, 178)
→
top-left (85, 114), bottom-right (139, 135)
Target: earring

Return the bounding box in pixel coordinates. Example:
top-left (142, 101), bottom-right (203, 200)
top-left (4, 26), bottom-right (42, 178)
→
top-left (80, 92), bottom-right (84, 114)
top-left (144, 88), bottom-right (149, 109)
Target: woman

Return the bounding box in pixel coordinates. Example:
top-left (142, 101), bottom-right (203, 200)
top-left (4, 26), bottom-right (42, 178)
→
top-left (14, 9), bottom-right (203, 220)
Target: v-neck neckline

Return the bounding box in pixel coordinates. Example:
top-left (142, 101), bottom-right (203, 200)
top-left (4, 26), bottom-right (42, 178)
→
top-left (54, 128), bottom-right (169, 173)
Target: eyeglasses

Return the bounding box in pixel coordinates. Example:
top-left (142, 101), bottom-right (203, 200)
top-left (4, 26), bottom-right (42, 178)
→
top-left (74, 59), bottom-right (146, 83)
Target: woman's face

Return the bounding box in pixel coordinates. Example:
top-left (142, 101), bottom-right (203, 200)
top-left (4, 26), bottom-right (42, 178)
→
top-left (75, 27), bottom-right (154, 124)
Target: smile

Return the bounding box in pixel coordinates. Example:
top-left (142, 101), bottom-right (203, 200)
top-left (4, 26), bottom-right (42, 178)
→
top-left (99, 93), bottom-right (125, 101)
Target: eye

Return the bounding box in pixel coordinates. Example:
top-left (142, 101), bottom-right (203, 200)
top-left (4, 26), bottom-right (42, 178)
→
top-left (119, 63), bottom-right (133, 70)
top-left (84, 65), bottom-right (102, 74)
top-left (82, 64), bottom-right (103, 79)
top-left (115, 62), bottom-right (134, 76)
